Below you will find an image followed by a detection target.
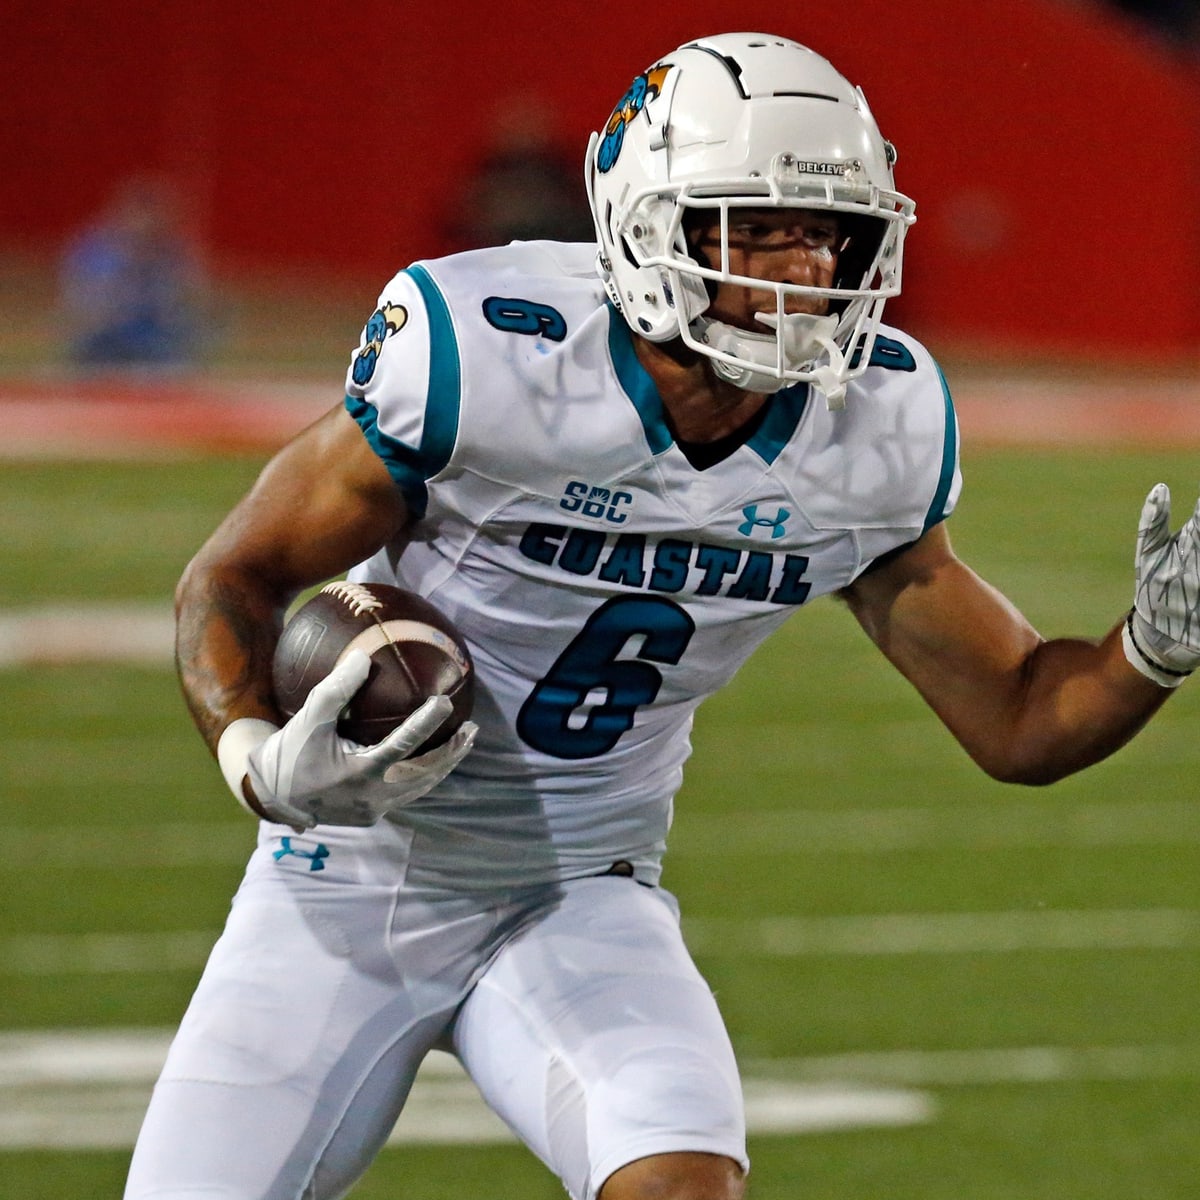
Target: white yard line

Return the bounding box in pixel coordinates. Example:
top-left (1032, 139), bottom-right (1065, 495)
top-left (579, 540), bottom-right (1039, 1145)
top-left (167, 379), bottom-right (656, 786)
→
top-left (0, 603), bottom-right (174, 666)
top-left (3, 1027), bottom-right (1197, 1150)
top-left (0, 1030), bottom-right (931, 1149)
top-left (3, 616), bottom-right (1197, 862)
top-left (684, 908), bottom-right (1200, 956)
top-left (747, 1042), bottom-right (1200, 1087)
top-left (3, 908), bottom-right (1196, 979)
top-left (8, 795), bottom-right (1198, 873)
top-left (673, 797), bottom-right (1200, 854)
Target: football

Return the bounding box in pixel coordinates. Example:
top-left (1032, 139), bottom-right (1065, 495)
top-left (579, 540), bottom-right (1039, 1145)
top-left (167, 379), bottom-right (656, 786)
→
top-left (273, 581), bottom-right (474, 750)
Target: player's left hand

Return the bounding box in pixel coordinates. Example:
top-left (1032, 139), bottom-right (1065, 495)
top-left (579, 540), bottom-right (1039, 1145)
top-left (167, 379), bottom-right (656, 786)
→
top-left (1124, 482), bottom-right (1200, 687)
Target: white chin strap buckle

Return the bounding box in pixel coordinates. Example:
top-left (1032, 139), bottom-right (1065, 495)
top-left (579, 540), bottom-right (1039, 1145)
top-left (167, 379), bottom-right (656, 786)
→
top-left (755, 312), bottom-right (848, 410)
top-left (695, 313), bottom-right (850, 408)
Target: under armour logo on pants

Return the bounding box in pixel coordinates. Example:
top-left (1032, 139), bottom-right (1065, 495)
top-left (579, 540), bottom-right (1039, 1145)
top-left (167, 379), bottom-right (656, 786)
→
top-left (272, 837), bottom-right (330, 872)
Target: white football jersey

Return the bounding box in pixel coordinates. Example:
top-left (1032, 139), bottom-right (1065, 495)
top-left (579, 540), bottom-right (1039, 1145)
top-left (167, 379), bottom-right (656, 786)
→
top-left (343, 240), bottom-right (960, 888)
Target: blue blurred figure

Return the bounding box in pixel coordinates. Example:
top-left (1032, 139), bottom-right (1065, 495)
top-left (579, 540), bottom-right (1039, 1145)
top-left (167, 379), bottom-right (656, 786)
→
top-left (60, 173), bottom-right (210, 371)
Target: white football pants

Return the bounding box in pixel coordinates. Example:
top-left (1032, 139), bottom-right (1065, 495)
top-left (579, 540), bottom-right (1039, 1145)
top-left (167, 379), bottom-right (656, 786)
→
top-left (124, 822), bottom-right (746, 1200)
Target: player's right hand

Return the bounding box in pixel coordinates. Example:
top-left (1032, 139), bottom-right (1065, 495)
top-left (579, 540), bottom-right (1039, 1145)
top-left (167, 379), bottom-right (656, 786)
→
top-left (229, 650), bottom-right (465, 828)
top-left (1123, 483), bottom-right (1200, 688)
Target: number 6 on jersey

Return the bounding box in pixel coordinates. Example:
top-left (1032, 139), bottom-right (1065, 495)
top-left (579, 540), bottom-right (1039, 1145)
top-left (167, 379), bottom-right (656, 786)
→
top-left (517, 596), bottom-right (696, 758)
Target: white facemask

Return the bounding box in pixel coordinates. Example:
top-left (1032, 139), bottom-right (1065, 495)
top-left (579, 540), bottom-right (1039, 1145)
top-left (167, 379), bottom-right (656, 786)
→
top-left (689, 311), bottom-right (850, 409)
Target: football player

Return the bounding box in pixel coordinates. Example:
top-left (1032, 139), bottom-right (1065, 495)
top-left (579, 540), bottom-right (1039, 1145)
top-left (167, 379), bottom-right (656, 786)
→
top-left (126, 32), bottom-right (1200, 1200)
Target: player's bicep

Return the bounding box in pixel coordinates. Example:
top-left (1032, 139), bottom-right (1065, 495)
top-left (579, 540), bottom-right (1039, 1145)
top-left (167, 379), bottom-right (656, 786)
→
top-left (190, 402), bottom-right (408, 596)
top-left (846, 525), bottom-right (1038, 663)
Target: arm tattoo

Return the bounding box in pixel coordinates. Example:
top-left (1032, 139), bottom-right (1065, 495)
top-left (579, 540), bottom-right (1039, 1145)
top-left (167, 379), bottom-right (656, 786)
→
top-left (176, 574), bottom-right (284, 751)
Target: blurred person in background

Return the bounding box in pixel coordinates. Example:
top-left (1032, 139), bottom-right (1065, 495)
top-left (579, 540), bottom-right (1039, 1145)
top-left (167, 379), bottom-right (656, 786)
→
top-left (441, 94), bottom-right (596, 251)
top-left (58, 172), bottom-right (213, 372)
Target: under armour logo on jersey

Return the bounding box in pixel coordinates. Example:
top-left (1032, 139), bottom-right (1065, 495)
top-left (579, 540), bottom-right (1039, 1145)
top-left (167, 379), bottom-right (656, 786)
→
top-left (739, 505), bottom-right (791, 539)
top-left (273, 837), bottom-right (330, 872)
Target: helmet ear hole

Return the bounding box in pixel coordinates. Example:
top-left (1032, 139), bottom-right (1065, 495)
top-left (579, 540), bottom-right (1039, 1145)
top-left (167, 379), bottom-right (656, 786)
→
top-left (834, 213), bottom-right (887, 291)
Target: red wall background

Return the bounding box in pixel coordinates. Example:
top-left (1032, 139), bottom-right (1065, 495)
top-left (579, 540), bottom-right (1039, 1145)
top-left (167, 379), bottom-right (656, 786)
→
top-left (6, 0), bottom-right (1199, 362)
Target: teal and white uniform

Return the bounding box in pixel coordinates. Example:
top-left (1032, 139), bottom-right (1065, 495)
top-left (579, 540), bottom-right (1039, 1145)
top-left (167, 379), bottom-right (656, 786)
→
top-left (345, 239), bottom-right (959, 889)
top-left (125, 240), bottom-right (959, 1200)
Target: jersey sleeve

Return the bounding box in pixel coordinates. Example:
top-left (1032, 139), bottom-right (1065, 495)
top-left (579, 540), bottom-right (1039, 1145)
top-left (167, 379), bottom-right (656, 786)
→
top-left (343, 264), bottom-right (463, 518)
top-left (858, 343), bottom-right (962, 568)
top-left (915, 354), bottom-right (961, 533)
top-left (795, 328), bottom-right (962, 578)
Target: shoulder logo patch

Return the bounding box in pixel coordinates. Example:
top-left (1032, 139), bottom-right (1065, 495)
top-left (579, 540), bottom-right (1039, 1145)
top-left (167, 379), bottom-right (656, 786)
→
top-left (352, 302), bottom-right (408, 386)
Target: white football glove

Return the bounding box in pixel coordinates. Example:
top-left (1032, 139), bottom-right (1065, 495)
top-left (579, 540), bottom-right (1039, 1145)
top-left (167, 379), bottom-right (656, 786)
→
top-left (217, 648), bottom-right (477, 829)
top-left (1123, 482), bottom-right (1200, 688)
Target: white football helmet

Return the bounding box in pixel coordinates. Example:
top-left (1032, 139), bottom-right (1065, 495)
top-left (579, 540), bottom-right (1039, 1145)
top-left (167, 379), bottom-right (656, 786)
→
top-left (584, 33), bottom-right (916, 407)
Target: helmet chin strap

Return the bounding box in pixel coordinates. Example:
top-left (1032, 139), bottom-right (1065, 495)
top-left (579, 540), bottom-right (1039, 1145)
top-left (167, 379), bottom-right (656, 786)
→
top-left (691, 312), bottom-right (850, 409)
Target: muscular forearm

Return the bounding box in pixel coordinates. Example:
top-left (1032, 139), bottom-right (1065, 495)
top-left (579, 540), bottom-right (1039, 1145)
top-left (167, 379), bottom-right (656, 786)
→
top-left (174, 559), bottom-right (291, 755)
top-left (965, 619), bottom-right (1169, 785)
top-left (844, 530), bottom-right (1176, 788)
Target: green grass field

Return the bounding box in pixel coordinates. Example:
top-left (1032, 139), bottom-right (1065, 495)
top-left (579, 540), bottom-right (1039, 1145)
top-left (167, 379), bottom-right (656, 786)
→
top-left (2, 446), bottom-right (1198, 1198)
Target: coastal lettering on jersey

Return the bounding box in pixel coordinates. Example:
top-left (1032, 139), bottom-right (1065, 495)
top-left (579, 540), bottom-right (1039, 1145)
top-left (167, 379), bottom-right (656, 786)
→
top-left (519, 522), bottom-right (812, 605)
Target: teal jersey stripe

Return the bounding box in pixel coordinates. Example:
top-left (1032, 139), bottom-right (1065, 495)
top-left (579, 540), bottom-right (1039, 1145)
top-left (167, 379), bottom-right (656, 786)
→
top-left (343, 263), bottom-right (463, 519)
top-left (606, 303), bottom-right (672, 455)
top-left (923, 363), bottom-right (958, 532)
top-left (344, 394), bottom-right (431, 516)
top-left (406, 263), bottom-right (462, 473)
top-left (748, 383), bottom-right (810, 466)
